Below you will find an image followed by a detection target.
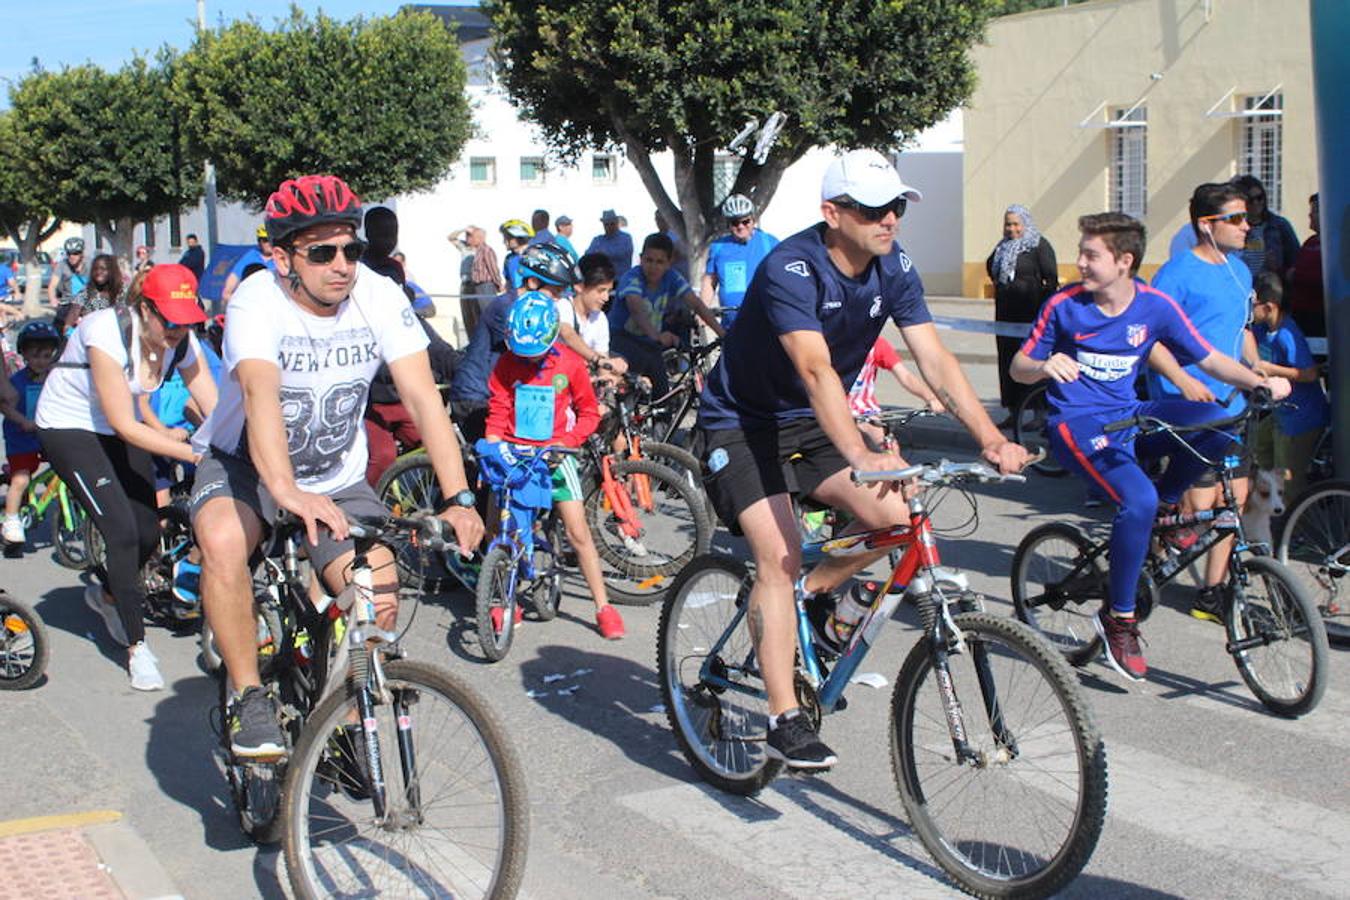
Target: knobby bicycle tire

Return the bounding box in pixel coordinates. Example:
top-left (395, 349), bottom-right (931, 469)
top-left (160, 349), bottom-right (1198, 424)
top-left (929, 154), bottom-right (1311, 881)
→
top-left (1011, 522), bottom-right (1105, 666)
top-left (657, 555), bottom-right (783, 795)
top-left (375, 452), bottom-right (457, 592)
top-left (282, 659), bottom-right (528, 900)
top-left (0, 592), bottom-right (48, 690)
top-left (637, 439), bottom-right (716, 525)
top-left (48, 496), bottom-right (90, 570)
top-left (1226, 555), bottom-right (1329, 717)
top-left (891, 611), bottom-right (1107, 898)
top-left (1276, 479), bottom-right (1350, 648)
top-left (475, 545), bottom-right (519, 662)
top-left (584, 458), bottom-right (712, 581)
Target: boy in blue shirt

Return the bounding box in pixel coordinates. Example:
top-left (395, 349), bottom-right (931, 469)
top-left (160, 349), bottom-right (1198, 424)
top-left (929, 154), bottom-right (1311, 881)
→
top-left (1011, 212), bottom-right (1288, 681)
top-left (1249, 272), bottom-right (1328, 503)
top-left (0, 322), bottom-right (61, 545)
top-left (608, 232), bottom-right (725, 396)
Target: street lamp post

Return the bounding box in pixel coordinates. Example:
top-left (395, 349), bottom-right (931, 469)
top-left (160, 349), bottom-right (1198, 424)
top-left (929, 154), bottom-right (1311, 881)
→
top-left (197, 0), bottom-right (219, 253)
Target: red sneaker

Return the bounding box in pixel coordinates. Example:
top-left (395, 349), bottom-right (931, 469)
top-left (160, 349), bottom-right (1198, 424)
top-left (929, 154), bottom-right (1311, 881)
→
top-left (596, 605), bottom-right (625, 640)
top-left (490, 604), bottom-right (523, 634)
top-left (1093, 609), bottom-right (1147, 681)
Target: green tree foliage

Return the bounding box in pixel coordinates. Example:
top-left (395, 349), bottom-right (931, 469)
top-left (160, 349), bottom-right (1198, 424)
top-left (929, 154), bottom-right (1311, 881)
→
top-left (487, 0), bottom-right (998, 265)
top-left (0, 111), bottom-right (63, 314)
top-left (175, 8), bottom-right (471, 207)
top-left (996, 0), bottom-right (1090, 14)
top-left (9, 59), bottom-right (200, 277)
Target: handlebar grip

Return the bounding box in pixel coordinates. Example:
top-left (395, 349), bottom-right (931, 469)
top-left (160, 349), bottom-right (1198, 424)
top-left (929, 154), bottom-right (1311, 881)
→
top-left (1102, 416), bottom-right (1139, 434)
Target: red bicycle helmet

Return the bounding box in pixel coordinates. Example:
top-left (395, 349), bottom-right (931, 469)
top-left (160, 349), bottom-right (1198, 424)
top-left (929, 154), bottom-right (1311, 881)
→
top-left (264, 175), bottom-right (363, 244)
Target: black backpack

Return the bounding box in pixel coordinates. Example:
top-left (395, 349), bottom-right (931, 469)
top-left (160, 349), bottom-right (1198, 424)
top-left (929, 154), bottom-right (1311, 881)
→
top-left (54, 305), bottom-right (190, 383)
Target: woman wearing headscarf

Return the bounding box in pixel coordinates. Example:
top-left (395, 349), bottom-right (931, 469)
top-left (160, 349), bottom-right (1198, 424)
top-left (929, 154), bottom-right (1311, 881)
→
top-left (987, 204), bottom-right (1058, 424)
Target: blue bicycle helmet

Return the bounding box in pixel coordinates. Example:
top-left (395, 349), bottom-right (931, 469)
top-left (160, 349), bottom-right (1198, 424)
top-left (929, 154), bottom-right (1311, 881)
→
top-left (16, 321), bottom-right (60, 352)
top-left (506, 291), bottom-right (560, 359)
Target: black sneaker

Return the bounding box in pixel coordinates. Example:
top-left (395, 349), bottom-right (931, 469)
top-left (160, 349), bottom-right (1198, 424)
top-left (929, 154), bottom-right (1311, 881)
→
top-left (323, 724), bottom-right (371, 801)
top-left (1190, 585), bottom-right (1227, 625)
top-left (765, 710), bottom-right (837, 770)
top-left (229, 686), bottom-right (287, 759)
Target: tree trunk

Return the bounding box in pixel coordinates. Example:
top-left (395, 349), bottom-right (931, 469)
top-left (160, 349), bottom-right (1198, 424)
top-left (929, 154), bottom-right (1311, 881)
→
top-left (10, 217), bottom-right (62, 318)
top-left (100, 216), bottom-right (137, 273)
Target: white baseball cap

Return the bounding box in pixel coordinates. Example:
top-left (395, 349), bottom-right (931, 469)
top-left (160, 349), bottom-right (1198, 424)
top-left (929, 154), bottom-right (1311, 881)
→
top-left (821, 149), bottom-right (923, 207)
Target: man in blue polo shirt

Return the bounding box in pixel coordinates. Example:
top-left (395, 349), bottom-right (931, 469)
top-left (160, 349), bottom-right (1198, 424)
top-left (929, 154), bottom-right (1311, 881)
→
top-left (702, 194), bottom-right (779, 328)
top-left (698, 149), bottom-right (1029, 769)
top-left (220, 226), bottom-right (277, 306)
top-left (585, 209), bottom-right (634, 278)
top-left (1011, 212), bottom-right (1288, 681)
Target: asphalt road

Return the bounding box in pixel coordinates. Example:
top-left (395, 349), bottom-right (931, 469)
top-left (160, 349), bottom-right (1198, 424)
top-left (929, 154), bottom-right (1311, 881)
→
top-left (2, 338), bottom-right (1347, 899)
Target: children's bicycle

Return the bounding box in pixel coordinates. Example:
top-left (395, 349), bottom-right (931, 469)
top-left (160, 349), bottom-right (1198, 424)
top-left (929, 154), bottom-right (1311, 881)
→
top-left (474, 444), bottom-right (573, 661)
top-left (1011, 401), bottom-right (1330, 717)
top-left (0, 590), bottom-right (48, 690)
top-left (2, 465), bottom-right (89, 568)
top-left (204, 510), bottom-right (528, 898)
top-left (659, 458), bottom-right (1107, 899)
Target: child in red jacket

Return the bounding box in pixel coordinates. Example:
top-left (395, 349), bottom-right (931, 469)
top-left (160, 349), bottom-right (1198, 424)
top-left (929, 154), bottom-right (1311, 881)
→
top-left (485, 292), bottom-right (625, 639)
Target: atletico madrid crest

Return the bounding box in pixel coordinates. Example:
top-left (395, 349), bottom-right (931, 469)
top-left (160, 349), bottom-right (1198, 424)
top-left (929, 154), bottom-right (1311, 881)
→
top-left (1126, 324), bottom-right (1148, 347)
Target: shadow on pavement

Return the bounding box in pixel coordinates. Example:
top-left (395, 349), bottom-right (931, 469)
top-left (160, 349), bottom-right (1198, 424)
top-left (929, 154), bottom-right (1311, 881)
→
top-left (36, 584), bottom-right (126, 672)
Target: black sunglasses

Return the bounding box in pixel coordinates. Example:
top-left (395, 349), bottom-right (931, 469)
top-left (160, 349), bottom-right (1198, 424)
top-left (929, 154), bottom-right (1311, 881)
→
top-left (292, 240), bottom-right (367, 265)
top-left (831, 196), bottom-right (907, 222)
top-left (729, 217), bottom-right (754, 227)
top-left (150, 305), bottom-right (186, 332)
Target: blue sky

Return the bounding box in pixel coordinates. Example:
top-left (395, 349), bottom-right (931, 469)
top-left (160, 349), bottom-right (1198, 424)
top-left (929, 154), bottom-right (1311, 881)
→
top-left (3, 1), bottom-right (474, 107)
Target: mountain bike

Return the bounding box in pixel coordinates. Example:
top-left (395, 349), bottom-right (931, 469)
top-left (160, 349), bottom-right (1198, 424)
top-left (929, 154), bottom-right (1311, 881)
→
top-left (659, 458), bottom-right (1107, 898)
top-left (205, 510), bottom-right (527, 897)
top-left (0, 590), bottom-right (47, 690)
top-left (1277, 478), bottom-right (1350, 648)
top-left (1, 465), bottom-right (89, 568)
top-left (1011, 400), bottom-right (1330, 716)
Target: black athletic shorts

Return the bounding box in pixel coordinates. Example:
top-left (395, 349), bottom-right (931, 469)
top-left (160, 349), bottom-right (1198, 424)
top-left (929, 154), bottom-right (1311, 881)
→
top-left (697, 419), bottom-right (849, 535)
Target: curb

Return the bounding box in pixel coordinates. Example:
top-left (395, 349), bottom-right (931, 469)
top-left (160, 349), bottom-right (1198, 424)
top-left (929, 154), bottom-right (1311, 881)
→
top-left (0, 811), bottom-right (182, 900)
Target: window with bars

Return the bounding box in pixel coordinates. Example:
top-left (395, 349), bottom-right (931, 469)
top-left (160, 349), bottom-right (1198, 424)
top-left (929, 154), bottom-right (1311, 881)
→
top-left (1240, 93), bottom-right (1283, 212)
top-left (519, 157), bottom-right (546, 186)
top-left (1110, 106), bottom-right (1147, 219)
top-left (469, 157), bottom-right (496, 186)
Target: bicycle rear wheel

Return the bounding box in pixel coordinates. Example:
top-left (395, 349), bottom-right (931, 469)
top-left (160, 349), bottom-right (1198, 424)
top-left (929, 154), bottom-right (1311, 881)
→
top-left (48, 498), bottom-right (90, 570)
top-left (376, 453), bottom-right (457, 593)
top-left (657, 555), bottom-right (782, 795)
top-left (0, 592), bottom-right (48, 690)
top-left (892, 611), bottom-right (1107, 898)
top-left (282, 659), bottom-right (528, 900)
top-left (1013, 383), bottom-right (1065, 478)
top-left (1226, 555), bottom-right (1329, 717)
top-left (585, 458), bottom-right (711, 582)
top-left (1276, 480), bottom-right (1350, 648)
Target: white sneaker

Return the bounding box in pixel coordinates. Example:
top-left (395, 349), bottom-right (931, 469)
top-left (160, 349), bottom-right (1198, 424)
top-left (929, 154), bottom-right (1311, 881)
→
top-left (85, 584), bottom-right (129, 647)
top-left (128, 642), bottom-right (164, 691)
top-left (2, 516), bottom-right (24, 544)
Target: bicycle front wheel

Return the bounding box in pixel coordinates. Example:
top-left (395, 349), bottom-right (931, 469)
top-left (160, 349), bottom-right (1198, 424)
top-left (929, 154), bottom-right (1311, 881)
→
top-left (475, 546), bottom-right (518, 662)
top-left (48, 497), bottom-right (90, 570)
top-left (376, 453), bottom-right (456, 593)
top-left (1227, 555), bottom-right (1329, 717)
top-left (657, 555), bottom-right (782, 795)
top-left (892, 611), bottom-right (1107, 898)
top-left (282, 659), bottom-right (528, 900)
top-left (0, 592), bottom-right (48, 690)
top-left (1010, 523), bottom-right (1104, 666)
top-left (1013, 383), bottom-right (1065, 478)
top-left (1277, 480), bottom-right (1350, 648)
top-left (585, 458), bottom-right (712, 583)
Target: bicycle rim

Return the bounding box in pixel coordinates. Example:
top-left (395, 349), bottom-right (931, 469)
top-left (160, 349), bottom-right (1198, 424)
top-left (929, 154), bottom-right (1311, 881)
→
top-left (0, 595), bottom-right (47, 690)
top-left (586, 459), bottom-right (711, 580)
top-left (377, 456), bottom-right (454, 591)
top-left (49, 499), bottom-right (89, 570)
top-left (892, 612), bottom-right (1107, 897)
top-left (1277, 482), bottom-right (1350, 647)
top-left (657, 556), bottom-right (781, 795)
top-left (1011, 524), bottom-right (1103, 666)
top-left (1014, 386), bottom-right (1065, 478)
top-left (474, 547), bottom-right (516, 662)
top-left (1227, 556), bottom-right (1329, 717)
top-left (283, 660), bottom-right (527, 900)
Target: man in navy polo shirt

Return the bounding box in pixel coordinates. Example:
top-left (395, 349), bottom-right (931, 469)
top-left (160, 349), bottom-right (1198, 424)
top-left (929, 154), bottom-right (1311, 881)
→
top-left (697, 149), bottom-right (1029, 769)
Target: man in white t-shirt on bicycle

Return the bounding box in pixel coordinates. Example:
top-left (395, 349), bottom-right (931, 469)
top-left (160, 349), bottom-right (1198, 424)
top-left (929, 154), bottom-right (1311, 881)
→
top-left (191, 175), bottom-right (484, 758)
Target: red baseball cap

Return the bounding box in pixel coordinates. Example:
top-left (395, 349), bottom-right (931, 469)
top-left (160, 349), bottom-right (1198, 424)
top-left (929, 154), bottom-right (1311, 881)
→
top-left (141, 264), bottom-right (206, 325)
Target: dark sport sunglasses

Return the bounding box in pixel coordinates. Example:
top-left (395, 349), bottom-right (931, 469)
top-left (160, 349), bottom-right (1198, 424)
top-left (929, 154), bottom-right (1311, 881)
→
top-left (831, 196), bottom-right (907, 222)
top-left (292, 240), bottom-right (367, 265)
top-left (150, 305), bottom-right (186, 332)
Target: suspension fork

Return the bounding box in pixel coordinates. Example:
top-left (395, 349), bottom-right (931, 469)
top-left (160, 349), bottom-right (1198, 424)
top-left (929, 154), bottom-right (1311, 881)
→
top-left (393, 686), bottom-right (422, 820)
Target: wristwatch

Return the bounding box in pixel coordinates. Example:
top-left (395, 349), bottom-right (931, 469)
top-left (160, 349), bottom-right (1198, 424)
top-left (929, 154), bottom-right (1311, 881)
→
top-left (446, 489), bottom-right (476, 509)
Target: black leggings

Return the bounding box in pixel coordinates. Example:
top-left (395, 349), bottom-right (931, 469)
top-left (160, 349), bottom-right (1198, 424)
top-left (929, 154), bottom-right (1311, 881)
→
top-left (38, 428), bottom-right (159, 645)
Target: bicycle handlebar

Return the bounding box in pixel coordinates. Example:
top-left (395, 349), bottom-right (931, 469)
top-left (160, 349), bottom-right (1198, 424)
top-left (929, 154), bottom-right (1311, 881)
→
top-left (850, 454), bottom-right (1040, 488)
top-left (1102, 387), bottom-right (1274, 435)
top-left (857, 406), bottom-right (943, 430)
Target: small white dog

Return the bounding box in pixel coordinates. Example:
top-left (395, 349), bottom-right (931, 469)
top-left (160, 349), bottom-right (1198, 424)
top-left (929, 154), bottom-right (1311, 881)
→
top-left (1242, 468), bottom-right (1286, 548)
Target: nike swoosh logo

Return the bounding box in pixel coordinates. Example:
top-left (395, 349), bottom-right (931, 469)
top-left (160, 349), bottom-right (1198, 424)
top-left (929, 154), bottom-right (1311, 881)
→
top-left (1074, 331), bottom-right (1100, 341)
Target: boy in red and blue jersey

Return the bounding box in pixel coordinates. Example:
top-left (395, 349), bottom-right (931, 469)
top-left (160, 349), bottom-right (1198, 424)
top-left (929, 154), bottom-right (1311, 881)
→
top-left (1011, 213), bottom-right (1288, 681)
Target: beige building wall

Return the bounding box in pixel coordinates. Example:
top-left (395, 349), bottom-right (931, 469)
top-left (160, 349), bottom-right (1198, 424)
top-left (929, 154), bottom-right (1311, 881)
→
top-left (963, 0), bottom-right (1315, 298)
